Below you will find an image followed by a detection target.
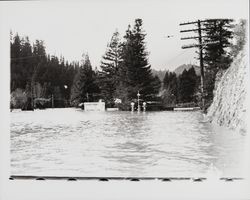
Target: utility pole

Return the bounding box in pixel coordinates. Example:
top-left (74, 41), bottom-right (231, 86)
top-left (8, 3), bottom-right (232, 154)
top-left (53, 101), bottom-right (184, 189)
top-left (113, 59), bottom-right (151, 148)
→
top-left (180, 19), bottom-right (219, 112)
top-left (197, 20), bottom-right (205, 112)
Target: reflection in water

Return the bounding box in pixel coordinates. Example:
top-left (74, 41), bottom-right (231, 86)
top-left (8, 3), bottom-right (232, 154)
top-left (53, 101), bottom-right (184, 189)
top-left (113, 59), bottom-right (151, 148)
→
top-left (11, 108), bottom-right (246, 177)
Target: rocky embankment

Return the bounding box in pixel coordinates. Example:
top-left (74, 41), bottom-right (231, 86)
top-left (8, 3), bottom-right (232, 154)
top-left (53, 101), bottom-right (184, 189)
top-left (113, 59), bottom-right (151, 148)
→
top-left (207, 49), bottom-right (248, 134)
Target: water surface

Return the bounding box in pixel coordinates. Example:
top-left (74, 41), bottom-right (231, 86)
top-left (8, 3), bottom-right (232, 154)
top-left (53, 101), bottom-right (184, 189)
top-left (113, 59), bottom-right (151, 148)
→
top-left (11, 108), bottom-right (246, 177)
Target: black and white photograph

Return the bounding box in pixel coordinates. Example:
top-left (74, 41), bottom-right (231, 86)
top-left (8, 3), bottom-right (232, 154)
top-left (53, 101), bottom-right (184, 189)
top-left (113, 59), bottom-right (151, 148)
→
top-left (0, 0), bottom-right (249, 199)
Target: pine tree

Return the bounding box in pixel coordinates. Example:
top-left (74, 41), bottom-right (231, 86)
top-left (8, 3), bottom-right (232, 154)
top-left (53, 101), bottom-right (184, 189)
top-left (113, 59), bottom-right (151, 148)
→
top-left (118, 18), bottom-right (160, 101)
top-left (202, 19), bottom-right (234, 106)
top-left (20, 36), bottom-right (33, 87)
top-left (178, 67), bottom-right (197, 103)
top-left (99, 30), bottom-right (122, 106)
top-left (162, 71), bottom-right (178, 106)
top-left (33, 40), bottom-right (47, 63)
top-left (70, 54), bottom-right (99, 106)
top-left (163, 71), bottom-right (178, 95)
top-left (11, 33), bottom-right (22, 91)
top-left (203, 19), bottom-right (234, 71)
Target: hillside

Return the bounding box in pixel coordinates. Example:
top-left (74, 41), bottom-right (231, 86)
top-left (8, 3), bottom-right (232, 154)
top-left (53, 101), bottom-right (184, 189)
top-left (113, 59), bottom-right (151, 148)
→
top-left (151, 69), bottom-right (167, 81)
top-left (174, 64), bottom-right (200, 76)
top-left (206, 49), bottom-right (247, 134)
top-left (152, 64), bottom-right (200, 81)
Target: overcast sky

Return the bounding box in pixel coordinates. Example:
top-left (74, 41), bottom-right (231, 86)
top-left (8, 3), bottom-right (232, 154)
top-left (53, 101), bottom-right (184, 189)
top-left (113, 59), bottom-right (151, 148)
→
top-left (1, 0), bottom-right (248, 71)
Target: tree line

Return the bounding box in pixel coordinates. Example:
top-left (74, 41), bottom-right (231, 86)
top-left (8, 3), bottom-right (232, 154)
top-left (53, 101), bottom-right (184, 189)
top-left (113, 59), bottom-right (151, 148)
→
top-left (10, 32), bottom-right (79, 109)
top-left (10, 18), bottom-right (246, 110)
top-left (11, 19), bottom-right (161, 109)
top-left (161, 19), bottom-right (246, 110)
top-left (162, 67), bottom-right (199, 107)
top-left (71, 19), bottom-right (161, 108)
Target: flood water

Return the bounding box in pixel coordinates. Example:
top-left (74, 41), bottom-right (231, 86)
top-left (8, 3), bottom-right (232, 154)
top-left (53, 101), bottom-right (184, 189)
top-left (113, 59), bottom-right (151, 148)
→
top-left (11, 108), bottom-right (247, 177)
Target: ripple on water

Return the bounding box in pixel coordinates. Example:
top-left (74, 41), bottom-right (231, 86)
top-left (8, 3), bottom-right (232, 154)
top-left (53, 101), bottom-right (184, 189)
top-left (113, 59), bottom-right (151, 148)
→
top-left (10, 108), bottom-right (247, 177)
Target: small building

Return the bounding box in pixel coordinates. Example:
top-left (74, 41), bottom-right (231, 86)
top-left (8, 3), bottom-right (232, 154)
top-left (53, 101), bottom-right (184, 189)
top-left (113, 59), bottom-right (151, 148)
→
top-left (84, 102), bottom-right (105, 111)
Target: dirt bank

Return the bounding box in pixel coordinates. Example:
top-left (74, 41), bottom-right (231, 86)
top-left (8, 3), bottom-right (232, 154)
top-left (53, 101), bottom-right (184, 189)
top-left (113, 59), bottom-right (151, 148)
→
top-left (207, 49), bottom-right (248, 134)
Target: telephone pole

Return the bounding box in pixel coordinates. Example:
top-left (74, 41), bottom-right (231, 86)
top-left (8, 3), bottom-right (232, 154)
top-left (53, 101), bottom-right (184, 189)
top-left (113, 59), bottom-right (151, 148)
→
top-left (180, 19), bottom-right (219, 112)
top-left (197, 20), bottom-right (205, 112)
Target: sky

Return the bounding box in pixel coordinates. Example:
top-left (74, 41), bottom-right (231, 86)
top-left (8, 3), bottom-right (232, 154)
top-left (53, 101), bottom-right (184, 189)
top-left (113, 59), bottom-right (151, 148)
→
top-left (1, 0), bottom-right (248, 71)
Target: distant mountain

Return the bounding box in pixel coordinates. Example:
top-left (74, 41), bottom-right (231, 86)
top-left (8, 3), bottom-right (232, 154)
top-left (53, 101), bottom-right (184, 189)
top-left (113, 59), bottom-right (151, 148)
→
top-left (174, 64), bottom-right (200, 76)
top-left (151, 69), bottom-right (167, 81)
top-left (152, 64), bottom-right (200, 81)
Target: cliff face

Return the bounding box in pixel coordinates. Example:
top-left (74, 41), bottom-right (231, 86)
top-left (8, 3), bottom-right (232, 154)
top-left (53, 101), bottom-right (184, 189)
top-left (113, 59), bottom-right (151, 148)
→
top-left (207, 49), bottom-right (247, 134)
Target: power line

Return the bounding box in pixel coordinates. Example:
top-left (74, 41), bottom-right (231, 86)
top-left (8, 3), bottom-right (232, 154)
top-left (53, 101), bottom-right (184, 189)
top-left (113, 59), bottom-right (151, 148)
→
top-left (180, 27), bottom-right (213, 33)
top-left (181, 35), bottom-right (218, 40)
top-left (180, 19), bottom-right (216, 112)
top-left (182, 41), bottom-right (220, 49)
top-left (180, 19), bottom-right (233, 112)
top-left (11, 54), bottom-right (45, 60)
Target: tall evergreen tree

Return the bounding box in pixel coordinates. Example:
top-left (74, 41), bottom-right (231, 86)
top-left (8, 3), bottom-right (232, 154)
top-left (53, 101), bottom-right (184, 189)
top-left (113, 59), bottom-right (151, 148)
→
top-left (30, 40), bottom-right (48, 85)
top-left (202, 19), bottom-right (234, 107)
top-left (70, 54), bottom-right (99, 106)
top-left (11, 33), bottom-right (22, 91)
top-left (20, 37), bottom-right (33, 85)
top-left (203, 19), bottom-right (234, 71)
top-left (99, 30), bottom-right (122, 106)
top-left (118, 18), bottom-right (160, 101)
